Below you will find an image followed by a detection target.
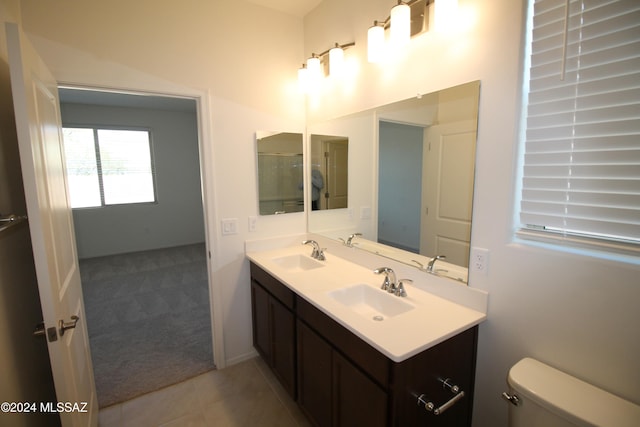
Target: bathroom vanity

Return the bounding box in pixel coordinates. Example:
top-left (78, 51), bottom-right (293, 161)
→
top-left (247, 239), bottom-right (486, 427)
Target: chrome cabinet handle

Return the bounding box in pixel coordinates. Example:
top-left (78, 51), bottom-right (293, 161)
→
top-left (417, 378), bottom-right (465, 416)
top-left (59, 315), bottom-right (79, 336)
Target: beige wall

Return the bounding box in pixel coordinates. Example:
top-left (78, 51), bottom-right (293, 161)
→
top-left (9, 1), bottom-right (640, 426)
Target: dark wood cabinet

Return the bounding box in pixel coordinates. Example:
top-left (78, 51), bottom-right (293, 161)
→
top-left (250, 261), bottom-right (478, 427)
top-left (332, 350), bottom-right (388, 427)
top-left (297, 321), bottom-right (333, 427)
top-left (391, 327), bottom-right (478, 427)
top-left (250, 280), bottom-right (271, 359)
top-left (296, 320), bottom-right (388, 427)
top-left (250, 264), bottom-right (296, 398)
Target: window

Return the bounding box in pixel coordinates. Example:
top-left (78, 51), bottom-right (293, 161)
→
top-left (63, 127), bottom-right (156, 208)
top-left (517, 0), bottom-right (640, 255)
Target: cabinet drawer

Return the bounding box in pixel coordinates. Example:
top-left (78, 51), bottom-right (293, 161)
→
top-left (250, 262), bottom-right (295, 309)
top-left (297, 296), bottom-right (390, 387)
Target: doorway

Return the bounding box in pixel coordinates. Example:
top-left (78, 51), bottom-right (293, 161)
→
top-left (58, 88), bottom-right (214, 407)
top-left (378, 121), bottom-right (424, 253)
top-left (322, 139), bottom-right (348, 210)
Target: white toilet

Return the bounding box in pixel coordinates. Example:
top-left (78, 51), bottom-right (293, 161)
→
top-left (504, 358), bottom-right (640, 427)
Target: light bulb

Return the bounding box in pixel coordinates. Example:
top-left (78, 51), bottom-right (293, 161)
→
top-left (367, 22), bottom-right (385, 63)
top-left (298, 64), bottom-right (308, 94)
top-left (390, 1), bottom-right (410, 46)
top-left (329, 43), bottom-right (344, 76)
top-left (435, 0), bottom-right (459, 32)
top-left (307, 55), bottom-right (321, 79)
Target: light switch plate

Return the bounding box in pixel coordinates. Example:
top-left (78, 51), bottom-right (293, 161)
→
top-left (221, 218), bottom-right (238, 235)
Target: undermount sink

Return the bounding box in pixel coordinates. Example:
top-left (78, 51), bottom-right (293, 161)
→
top-left (328, 284), bottom-right (414, 320)
top-left (272, 254), bottom-right (325, 272)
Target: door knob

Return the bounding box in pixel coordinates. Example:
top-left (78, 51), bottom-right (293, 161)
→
top-left (59, 315), bottom-right (79, 336)
top-left (34, 321), bottom-right (58, 342)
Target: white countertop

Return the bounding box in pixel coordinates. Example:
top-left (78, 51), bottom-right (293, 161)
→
top-left (246, 241), bottom-right (487, 363)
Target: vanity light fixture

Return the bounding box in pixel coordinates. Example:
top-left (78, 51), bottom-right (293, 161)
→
top-left (367, 0), bottom-right (432, 63)
top-left (298, 42), bottom-right (356, 91)
top-left (299, 0), bottom-right (445, 88)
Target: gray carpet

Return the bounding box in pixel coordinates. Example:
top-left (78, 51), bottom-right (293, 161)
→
top-left (80, 243), bottom-right (214, 408)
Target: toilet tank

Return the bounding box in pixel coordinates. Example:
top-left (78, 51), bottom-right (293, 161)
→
top-left (506, 358), bottom-right (640, 427)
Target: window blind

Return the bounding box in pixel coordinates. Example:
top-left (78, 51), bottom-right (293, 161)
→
top-left (62, 127), bottom-right (156, 208)
top-left (519, 0), bottom-right (640, 251)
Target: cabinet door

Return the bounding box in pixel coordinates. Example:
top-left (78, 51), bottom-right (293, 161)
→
top-left (393, 327), bottom-right (477, 427)
top-left (333, 351), bottom-right (388, 427)
top-left (251, 280), bottom-right (271, 360)
top-left (270, 296), bottom-right (296, 398)
top-left (297, 321), bottom-right (332, 427)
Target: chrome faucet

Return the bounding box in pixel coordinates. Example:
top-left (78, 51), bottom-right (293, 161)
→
top-left (345, 233), bottom-right (362, 247)
top-left (302, 240), bottom-right (325, 261)
top-left (427, 255), bottom-right (446, 273)
top-left (373, 267), bottom-right (396, 293)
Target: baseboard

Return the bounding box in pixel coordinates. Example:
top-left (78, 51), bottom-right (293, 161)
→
top-left (224, 349), bottom-right (259, 367)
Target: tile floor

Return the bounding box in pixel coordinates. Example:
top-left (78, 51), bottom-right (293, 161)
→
top-left (98, 357), bottom-right (311, 427)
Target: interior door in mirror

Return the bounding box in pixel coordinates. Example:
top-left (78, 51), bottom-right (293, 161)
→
top-left (310, 134), bottom-right (348, 211)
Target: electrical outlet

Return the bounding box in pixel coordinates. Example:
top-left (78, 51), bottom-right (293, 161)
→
top-left (471, 247), bottom-right (489, 275)
top-left (248, 216), bottom-right (257, 232)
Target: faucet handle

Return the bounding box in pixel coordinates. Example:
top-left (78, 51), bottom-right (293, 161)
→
top-left (395, 279), bottom-right (413, 297)
top-left (373, 267), bottom-right (396, 291)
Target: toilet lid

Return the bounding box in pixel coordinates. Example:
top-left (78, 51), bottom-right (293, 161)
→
top-left (508, 358), bottom-right (640, 427)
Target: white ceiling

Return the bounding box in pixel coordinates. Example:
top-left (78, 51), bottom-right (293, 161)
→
top-left (245, 0), bottom-right (322, 17)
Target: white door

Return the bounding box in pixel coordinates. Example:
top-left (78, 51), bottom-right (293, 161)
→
top-left (6, 22), bottom-right (97, 426)
top-left (421, 120), bottom-right (476, 267)
top-left (324, 139), bottom-right (348, 209)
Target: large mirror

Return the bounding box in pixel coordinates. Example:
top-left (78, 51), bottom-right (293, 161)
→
top-left (256, 131), bottom-right (304, 215)
top-left (308, 81), bottom-right (480, 284)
